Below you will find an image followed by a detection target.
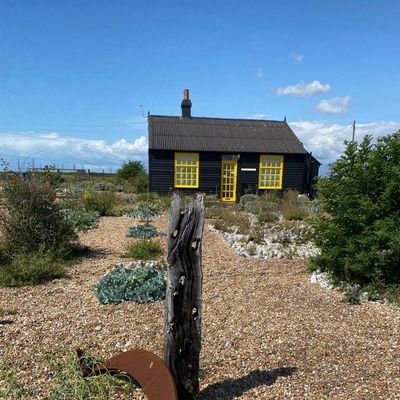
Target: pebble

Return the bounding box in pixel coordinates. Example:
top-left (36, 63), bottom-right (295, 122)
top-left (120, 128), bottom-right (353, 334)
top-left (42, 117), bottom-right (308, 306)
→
top-left (211, 223), bottom-right (320, 260)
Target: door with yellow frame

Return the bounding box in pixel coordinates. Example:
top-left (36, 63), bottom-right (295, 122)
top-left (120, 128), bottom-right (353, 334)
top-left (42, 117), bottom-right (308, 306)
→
top-left (220, 159), bottom-right (238, 202)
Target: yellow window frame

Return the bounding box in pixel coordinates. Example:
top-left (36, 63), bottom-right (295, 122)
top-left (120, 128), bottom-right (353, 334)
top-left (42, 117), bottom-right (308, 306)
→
top-left (174, 152), bottom-right (199, 188)
top-left (258, 155), bottom-right (284, 189)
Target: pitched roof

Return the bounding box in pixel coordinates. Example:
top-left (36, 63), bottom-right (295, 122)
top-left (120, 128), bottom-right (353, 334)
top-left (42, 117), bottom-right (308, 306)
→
top-left (148, 116), bottom-right (308, 154)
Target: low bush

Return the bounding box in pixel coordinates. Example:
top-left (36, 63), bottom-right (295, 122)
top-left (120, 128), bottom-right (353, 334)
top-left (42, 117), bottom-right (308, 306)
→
top-left (93, 263), bottom-right (166, 304)
top-left (122, 240), bottom-right (163, 260)
top-left (212, 209), bottom-right (251, 234)
top-left (62, 208), bottom-right (99, 231)
top-left (0, 174), bottom-right (77, 257)
top-left (0, 252), bottom-right (65, 287)
top-left (82, 191), bottom-right (118, 216)
top-left (282, 206), bottom-right (308, 221)
top-left (364, 283), bottom-right (400, 306)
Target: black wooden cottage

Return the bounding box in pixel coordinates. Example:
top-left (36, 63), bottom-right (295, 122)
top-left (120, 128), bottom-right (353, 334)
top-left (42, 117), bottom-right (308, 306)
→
top-left (148, 90), bottom-right (320, 202)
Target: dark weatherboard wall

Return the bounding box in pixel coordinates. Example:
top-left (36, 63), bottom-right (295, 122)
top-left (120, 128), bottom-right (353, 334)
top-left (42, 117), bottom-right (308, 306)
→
top-left (149, 150), bottom-right (311, 197)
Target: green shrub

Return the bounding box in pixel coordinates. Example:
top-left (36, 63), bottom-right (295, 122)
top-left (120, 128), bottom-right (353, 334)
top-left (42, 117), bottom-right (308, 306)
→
top-left (0, 174), bottom-right (77, 257)
top-left (212, 208), bottom-right (251, 233)
top-left (93, 263), bottom-right (166, 304)
top-left (283, 206), bottom-right (308, 221)
top-left (123, 240), bottom-right (163, 260)
top-left (310, 132), bottom-right (400, 285)
top-left (366, 283), bottom-right (400, 306)
top-left (126, 223), bottom-right (164, 239)
top-left (0, 246), bottom-right (10, 265)
top-left (62, 208), bottom-right (99, 231)
top-left (129, 173), bottom-right (149, 194)
top-left (82, 191), bottom-right (118, 216)
top-left (116, 160), bottom-right (146, 180)
top-left (0, 252), bottom-right (65, 287)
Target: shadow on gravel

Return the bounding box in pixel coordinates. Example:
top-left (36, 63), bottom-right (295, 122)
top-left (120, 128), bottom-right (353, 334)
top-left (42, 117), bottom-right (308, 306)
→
top-left (198, 367), bottom-right (297, 399)
top-left (75, 246), bottom-right (111, 259)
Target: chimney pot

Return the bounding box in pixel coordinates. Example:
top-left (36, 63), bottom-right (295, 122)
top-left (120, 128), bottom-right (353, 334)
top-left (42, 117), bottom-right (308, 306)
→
top-left (181, 89), bottom-right (192, 118)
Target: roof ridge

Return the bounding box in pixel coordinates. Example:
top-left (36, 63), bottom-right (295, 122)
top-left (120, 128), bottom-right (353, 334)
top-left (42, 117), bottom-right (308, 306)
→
top-left (149, 115), bottom-right (286, 124)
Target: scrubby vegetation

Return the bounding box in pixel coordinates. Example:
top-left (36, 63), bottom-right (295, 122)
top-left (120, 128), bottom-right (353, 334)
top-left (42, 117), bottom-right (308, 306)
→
top-left (81, 191), bottom-right (118, 216)
top-left (311, 133), bottom-right (400, 284)
top-left (122, 240), bottom-right (163, 260)
top-left (310, 131), bottom-right (400, 304)
top-left (116, 160), bottom-right (149, 193)
top-left (208, 190), bottom-right (317, 260)
top-left (0, 173), bottom-right (79, 286)
top-left (0, 174), bottom-right (77, 257)
top-left (0, 349), bottom-right (135, 399)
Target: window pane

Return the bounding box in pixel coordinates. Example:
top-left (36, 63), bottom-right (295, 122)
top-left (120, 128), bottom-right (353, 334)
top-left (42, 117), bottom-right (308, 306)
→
top-left (175, 153), bottom-right (199, 188)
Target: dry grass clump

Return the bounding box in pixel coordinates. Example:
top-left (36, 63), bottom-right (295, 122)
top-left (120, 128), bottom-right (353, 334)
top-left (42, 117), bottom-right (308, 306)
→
top-left (208, 206), bottom-right (252, 233)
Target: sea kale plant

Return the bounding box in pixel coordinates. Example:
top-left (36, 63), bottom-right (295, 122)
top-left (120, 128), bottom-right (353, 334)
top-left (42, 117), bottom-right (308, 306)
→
top-left (126, 223), bottom-right (164, 239)
top-left (126, 202), bottom-right (160, 222)
top-left (93, 262), bottom-right (166, 304)
top-left (310, 131), bottom-right (400, 285)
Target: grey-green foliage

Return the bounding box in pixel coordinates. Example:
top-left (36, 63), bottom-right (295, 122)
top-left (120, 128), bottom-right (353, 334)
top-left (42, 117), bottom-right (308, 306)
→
top-left (93, 263), bottom-right (166, 304)
top-left (126, 223), bottom-right (164, 239)
top-left (126, 202), bottom-right (160, 222)
top-left (61, 208), bottom-right (99, 231)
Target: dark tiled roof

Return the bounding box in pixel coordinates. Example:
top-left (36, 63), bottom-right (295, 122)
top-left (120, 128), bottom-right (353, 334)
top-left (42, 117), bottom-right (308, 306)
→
top-left (148, 116), bottom-right (308, 154)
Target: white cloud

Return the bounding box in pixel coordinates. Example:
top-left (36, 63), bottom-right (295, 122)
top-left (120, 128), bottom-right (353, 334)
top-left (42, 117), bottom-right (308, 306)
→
top-left (2, 121), bottom-right (399, 177)
top-left (256, 67), bottom-right (264, 78)
top-left (0, 132), bottom-right (148, 172)
top-left (289, 52), bottom-right (304, 62)
top-left (290, 120), bottom-right (400, 174)
top-left (243, 113), bottom-right (269, 120)
top-left (276, 80), bottom-right (331, 97)
top-left (316, 96), bottom-right (351, 114)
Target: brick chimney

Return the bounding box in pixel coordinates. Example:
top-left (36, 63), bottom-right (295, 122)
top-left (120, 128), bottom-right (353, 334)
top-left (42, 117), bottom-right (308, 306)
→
top-left (181, 89), bottom-right (192, 118)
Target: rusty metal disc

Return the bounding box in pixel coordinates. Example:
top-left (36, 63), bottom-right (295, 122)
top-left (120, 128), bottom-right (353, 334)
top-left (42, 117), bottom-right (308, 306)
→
top-left (79, 348), bottom-right (177, 400)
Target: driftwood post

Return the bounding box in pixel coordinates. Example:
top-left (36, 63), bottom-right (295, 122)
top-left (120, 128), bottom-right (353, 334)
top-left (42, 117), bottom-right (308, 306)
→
top-left (164, 194), bottom-right (205, 400)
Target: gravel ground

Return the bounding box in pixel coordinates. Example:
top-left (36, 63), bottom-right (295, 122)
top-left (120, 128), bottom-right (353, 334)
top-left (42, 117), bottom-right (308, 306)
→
top-left (1, 215), bottom-right (399, 399)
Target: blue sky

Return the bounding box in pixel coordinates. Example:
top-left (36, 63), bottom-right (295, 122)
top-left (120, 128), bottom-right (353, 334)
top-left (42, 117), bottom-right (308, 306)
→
top-left (1, 0), bottom-right (399, 173)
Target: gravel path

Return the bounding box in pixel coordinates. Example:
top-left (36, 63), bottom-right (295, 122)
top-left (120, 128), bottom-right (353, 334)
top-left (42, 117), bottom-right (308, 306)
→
top-left (1, 215), bottom-right (399, 399)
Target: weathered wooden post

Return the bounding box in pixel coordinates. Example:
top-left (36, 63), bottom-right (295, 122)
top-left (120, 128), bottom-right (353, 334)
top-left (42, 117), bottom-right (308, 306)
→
top-left (164, 194), bottom-right (205, 400)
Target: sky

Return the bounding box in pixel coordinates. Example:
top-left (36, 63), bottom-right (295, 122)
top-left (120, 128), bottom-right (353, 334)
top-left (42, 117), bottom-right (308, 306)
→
top-left (1, 0), bottom-right (399, 174)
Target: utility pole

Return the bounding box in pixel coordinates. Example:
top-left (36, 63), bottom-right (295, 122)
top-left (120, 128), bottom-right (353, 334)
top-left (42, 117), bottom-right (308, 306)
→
top-left (352, 120), bottom-right (356, 142)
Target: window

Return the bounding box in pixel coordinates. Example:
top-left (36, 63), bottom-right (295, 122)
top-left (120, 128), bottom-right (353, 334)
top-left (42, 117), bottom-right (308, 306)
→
top-left (174, 152), bottom-right (199, 188)
top-left (258, 155), bottom-right (284, 189)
